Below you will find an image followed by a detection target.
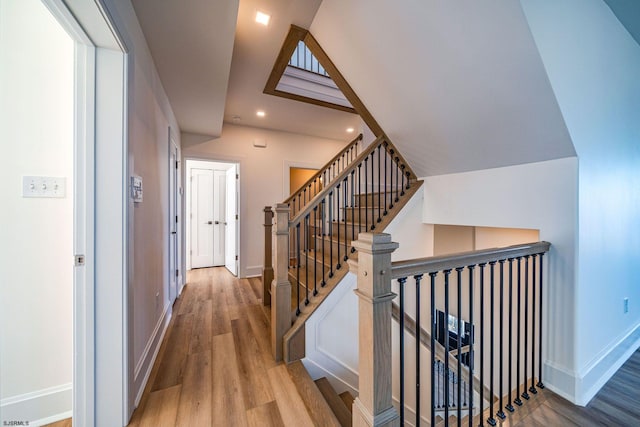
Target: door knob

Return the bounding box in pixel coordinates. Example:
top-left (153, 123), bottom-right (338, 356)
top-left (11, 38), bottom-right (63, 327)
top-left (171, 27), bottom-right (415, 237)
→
top-left (207, 221), bottom-right (213, 224)
top-left (215, 221), bottom-right (220, 225)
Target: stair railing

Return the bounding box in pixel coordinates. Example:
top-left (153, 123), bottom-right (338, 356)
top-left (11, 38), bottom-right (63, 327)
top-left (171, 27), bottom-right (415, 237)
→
top-left (285, 133), bottom-right (363, 218)
top-left (349, 234), bottom-right (550, 427)
top-left (269, 134), bottom-right (417, 361)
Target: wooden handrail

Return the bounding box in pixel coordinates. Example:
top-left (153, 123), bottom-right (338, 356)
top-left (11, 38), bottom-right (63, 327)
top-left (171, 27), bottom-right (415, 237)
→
top-left (287, 134), bottom-right (418, 228)
top-left (283, 133), bottom-right (363, 205)
top-left (391, 241), bottom-right (551, 279)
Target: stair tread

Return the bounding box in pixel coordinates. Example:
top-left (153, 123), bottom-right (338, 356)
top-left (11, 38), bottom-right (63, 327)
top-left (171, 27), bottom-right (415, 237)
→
top-left (314, 377), bottom-right (352, 427)
top-left (286, 362), bottom-right (341, 427)
top-left (338, 391), bottom-right (355, 414)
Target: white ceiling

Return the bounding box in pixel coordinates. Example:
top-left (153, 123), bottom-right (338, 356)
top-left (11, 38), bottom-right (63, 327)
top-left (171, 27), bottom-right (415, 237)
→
top-left (131, 0), bottom-right (238, 137)
top-left (131, 0), bottom-right (359, 142)
top-left (311, 0), bottom-right (577, 177)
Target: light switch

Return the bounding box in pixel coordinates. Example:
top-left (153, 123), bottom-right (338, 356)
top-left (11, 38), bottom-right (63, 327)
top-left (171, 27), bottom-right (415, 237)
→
top-left (22, 176), bottom-right (66, 198)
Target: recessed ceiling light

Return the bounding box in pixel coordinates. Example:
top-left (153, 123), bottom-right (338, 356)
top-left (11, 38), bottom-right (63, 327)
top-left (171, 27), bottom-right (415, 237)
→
top-left (256, 110), bottom-right (266, 117)
top-left (346, 127), bottom-right (355, 133)
top-left (255, 11), bottom-right (271, 26)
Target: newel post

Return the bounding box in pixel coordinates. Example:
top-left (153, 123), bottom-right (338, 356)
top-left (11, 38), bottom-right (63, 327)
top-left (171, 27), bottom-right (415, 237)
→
top-left (271, 203), bottom-right (291, 361)
top-left (350, 233), bottom-right (400, 427)
top-left (262, 206), bottom-right (274, 306)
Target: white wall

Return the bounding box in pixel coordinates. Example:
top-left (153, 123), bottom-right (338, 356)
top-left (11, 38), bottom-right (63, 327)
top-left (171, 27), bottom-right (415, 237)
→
top-left (521, 0), bottom-right (640, 404)
top-left (182, 123), bottom-right (348, 278)
top-left (423, 158), bottom-right (579, 400)
top-left (0, 0), bottom-right (74, 423)
top-left (100, 0), bottom-right (182, 413)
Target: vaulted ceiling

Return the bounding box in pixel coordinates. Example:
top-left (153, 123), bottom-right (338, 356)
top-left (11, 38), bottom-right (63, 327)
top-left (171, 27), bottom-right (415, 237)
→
top-left (131, 0), bottom-right (359, 141)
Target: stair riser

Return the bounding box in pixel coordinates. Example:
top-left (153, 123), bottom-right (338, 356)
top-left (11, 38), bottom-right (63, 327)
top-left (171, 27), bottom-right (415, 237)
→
top-left (309, 223), bottom-right (363, 240)
top-left (345, 207), bottom-right (388, 224)
top-left (354, 192), bottom-right (396, 208)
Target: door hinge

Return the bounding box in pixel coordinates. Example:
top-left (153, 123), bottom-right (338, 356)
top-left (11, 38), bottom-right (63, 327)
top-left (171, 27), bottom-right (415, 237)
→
top-left (175, 269), bottom-right (179, 277)
top-left (175, 215), bottom-right (178, 223)
top-left (235, 255), bottom-right (238, 261)
top-left (190, 250), bottom-right (192, 255)
top-left (236, 214), bottom-right (238, 220)
top-left (236, 174), bottom-right (238, 179)
top-left (175, 160), bottom-right (179, 169)
top-left (74, 254), bottom-right (85, 266)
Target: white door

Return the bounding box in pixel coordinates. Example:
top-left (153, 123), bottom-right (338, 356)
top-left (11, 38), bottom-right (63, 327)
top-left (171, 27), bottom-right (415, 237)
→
top-left (225, 165), bottom-right (238, 275)
top-left (169, 141), bottom-right (179, 301)
top-left (190, 168), bottom-right (214, 268)
top-left (212, 170), bottom-right (226, 266)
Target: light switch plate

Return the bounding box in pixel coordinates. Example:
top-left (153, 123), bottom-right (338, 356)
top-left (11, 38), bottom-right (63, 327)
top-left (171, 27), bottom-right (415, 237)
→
top-left (22, 176), bottom-right (66, 198)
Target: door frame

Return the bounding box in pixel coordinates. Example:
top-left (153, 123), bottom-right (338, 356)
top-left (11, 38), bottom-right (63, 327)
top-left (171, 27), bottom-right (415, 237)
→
top-left (184, 157), bottom-right (241, 277)
top-left (43, 0), bottom-right (130, 425)
top-left (169, 132), bottom-right (180, 303)
top-left (282, 159), bottom-right (324, 199)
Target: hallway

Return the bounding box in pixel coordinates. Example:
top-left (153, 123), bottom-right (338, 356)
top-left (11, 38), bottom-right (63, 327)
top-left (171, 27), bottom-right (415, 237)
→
top-left (127, 267), bottom-right (316, 426)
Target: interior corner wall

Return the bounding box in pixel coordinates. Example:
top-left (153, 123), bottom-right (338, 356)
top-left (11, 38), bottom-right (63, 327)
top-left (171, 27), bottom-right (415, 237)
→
top-left (182, 123), bottom-right (348, 278)
top-left (0, 0), bottom-right (74, 423)
top-left (422, 157), bottom-right (579, 401)
top-left (100, 0), bottom-right (182, 412)
top-left (521, 0), bottom-right (640, 404)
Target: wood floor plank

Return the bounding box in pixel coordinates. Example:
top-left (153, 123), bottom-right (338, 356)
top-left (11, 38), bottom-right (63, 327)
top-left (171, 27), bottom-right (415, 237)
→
top-left (246, 401), bottom-right (285, 427)
top-left (211, 280), bottom-right (232, 336)
top-left (175, 350), bottom-right (212, 426)
top-left (137, 385), bottom-right (181, 427)
top-left (239, 278), bottom-right (259, 305)
top-left (245, 303), bottom-right (278, 369)
top-left (211, 333), bottom-right (249, 426)
top-left (267, 364), bottom-right (315, 427)
top-left (189, 299), bottom-right (213, 354)
top-left (248, 277), bottom-right (264, 302)
top-left (151, 313), bottom-right (194, 391)
top-left (231, 315), bottom-right (275, 409)
top-left (43, 418), bottom-right (72, 427)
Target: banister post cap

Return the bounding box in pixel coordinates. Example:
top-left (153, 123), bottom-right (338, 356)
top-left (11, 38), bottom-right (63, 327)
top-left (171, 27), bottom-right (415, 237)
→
top-left (352, 232), bottom-right (399, 255)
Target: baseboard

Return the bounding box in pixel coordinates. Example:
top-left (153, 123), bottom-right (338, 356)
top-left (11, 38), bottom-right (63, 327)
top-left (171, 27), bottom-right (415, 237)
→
top-left (244, 265), bottom-right (263, 278)
top-left (543, 361), bottom-right (578, 404)
top-left (575, 321), bottom-right (640, 406)
top-left (0, 383), bottom-right (71, 426)
top-left (133, 304), bottom-right (172, 406)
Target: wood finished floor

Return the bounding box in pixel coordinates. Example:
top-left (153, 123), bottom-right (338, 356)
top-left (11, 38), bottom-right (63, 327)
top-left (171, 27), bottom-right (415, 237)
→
top-left (127, 267), bottom-right (640, 426)
top-left (478, 349), bottom-right (640, 427)
top-left (43, 419), bottom-right (71, 427)
top-left (127, 267), bottom-right (300, 427)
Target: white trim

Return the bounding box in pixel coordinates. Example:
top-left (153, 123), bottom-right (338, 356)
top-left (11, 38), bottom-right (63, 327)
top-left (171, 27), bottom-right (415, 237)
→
top-left (1, 384), bottom-right (72, 427)
top-left (304, 272), bottom-right (360, 393)
top-left (30, 411), bottom-right (73, 427)
top-left (133, 305), bottom-right (173, 406)
top-left (245, 266), bottom-right (264, 278)
top-left (38, 1), bottom-right (97, 425)
top-left (575, 322), bottom-right (640, 405)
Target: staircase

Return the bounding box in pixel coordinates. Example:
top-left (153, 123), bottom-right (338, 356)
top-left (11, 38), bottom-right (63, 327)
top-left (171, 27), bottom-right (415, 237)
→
top-left (284, 360), bottom-right (354, 426)
top-left (264, 133), bottom-right (423, 362)
top-left (261, 133), bottom-right (422, 425)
